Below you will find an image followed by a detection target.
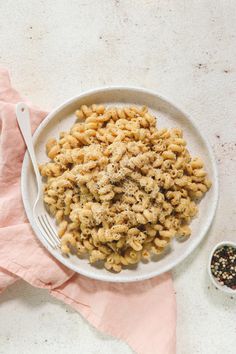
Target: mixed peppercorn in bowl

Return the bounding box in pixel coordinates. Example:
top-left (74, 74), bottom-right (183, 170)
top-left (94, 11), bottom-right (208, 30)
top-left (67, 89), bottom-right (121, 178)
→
top-left (209, 241), bottom-right (236, 294)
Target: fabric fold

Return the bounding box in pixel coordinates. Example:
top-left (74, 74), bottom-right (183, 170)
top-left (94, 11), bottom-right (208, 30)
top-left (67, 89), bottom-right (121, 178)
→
top-left (0, 267), bottom-right (19, 294)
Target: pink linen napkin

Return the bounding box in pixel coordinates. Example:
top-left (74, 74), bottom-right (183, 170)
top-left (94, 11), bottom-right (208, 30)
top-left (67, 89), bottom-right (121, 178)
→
top-left (0, 68), bottom-right (176, 354)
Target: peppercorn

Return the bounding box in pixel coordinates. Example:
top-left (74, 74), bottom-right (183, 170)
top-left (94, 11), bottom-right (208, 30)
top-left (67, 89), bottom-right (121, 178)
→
top-left (211, 246), bottom-right (236, 290)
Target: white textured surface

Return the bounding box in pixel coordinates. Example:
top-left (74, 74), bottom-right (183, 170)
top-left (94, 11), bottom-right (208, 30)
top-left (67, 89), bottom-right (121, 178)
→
top-left (0, 1), bottom-right (236, 353)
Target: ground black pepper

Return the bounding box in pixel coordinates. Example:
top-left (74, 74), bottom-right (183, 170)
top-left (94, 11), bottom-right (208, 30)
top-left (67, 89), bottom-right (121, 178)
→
top-left (211, 245), bottom-right (236, 290)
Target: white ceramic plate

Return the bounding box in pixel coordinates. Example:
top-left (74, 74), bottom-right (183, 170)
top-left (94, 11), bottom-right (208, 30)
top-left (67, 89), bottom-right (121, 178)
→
top-left (21, 87), bottom-right (218, 282)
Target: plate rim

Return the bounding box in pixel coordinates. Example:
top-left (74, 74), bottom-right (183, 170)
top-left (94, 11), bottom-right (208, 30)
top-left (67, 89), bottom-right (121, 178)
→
top-left (21, 86), bottom-right (219, 282)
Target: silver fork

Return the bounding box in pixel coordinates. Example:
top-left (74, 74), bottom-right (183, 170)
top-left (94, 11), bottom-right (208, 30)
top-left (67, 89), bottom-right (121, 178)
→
top-left (16, 103), bottom-right (60, 249)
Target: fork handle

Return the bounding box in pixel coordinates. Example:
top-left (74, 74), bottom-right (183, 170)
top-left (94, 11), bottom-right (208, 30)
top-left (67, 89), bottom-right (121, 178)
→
top-left (16, 102), bottom-right (42, 189)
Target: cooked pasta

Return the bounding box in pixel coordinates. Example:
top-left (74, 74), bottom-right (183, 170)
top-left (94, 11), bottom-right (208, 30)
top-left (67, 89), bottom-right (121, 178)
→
top-left (39, 105), bottom-right (212, 272)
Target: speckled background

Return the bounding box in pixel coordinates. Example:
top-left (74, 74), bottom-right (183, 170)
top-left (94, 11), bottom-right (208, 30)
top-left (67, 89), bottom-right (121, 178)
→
top-left (0, 1), bottom-right (235, 353)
